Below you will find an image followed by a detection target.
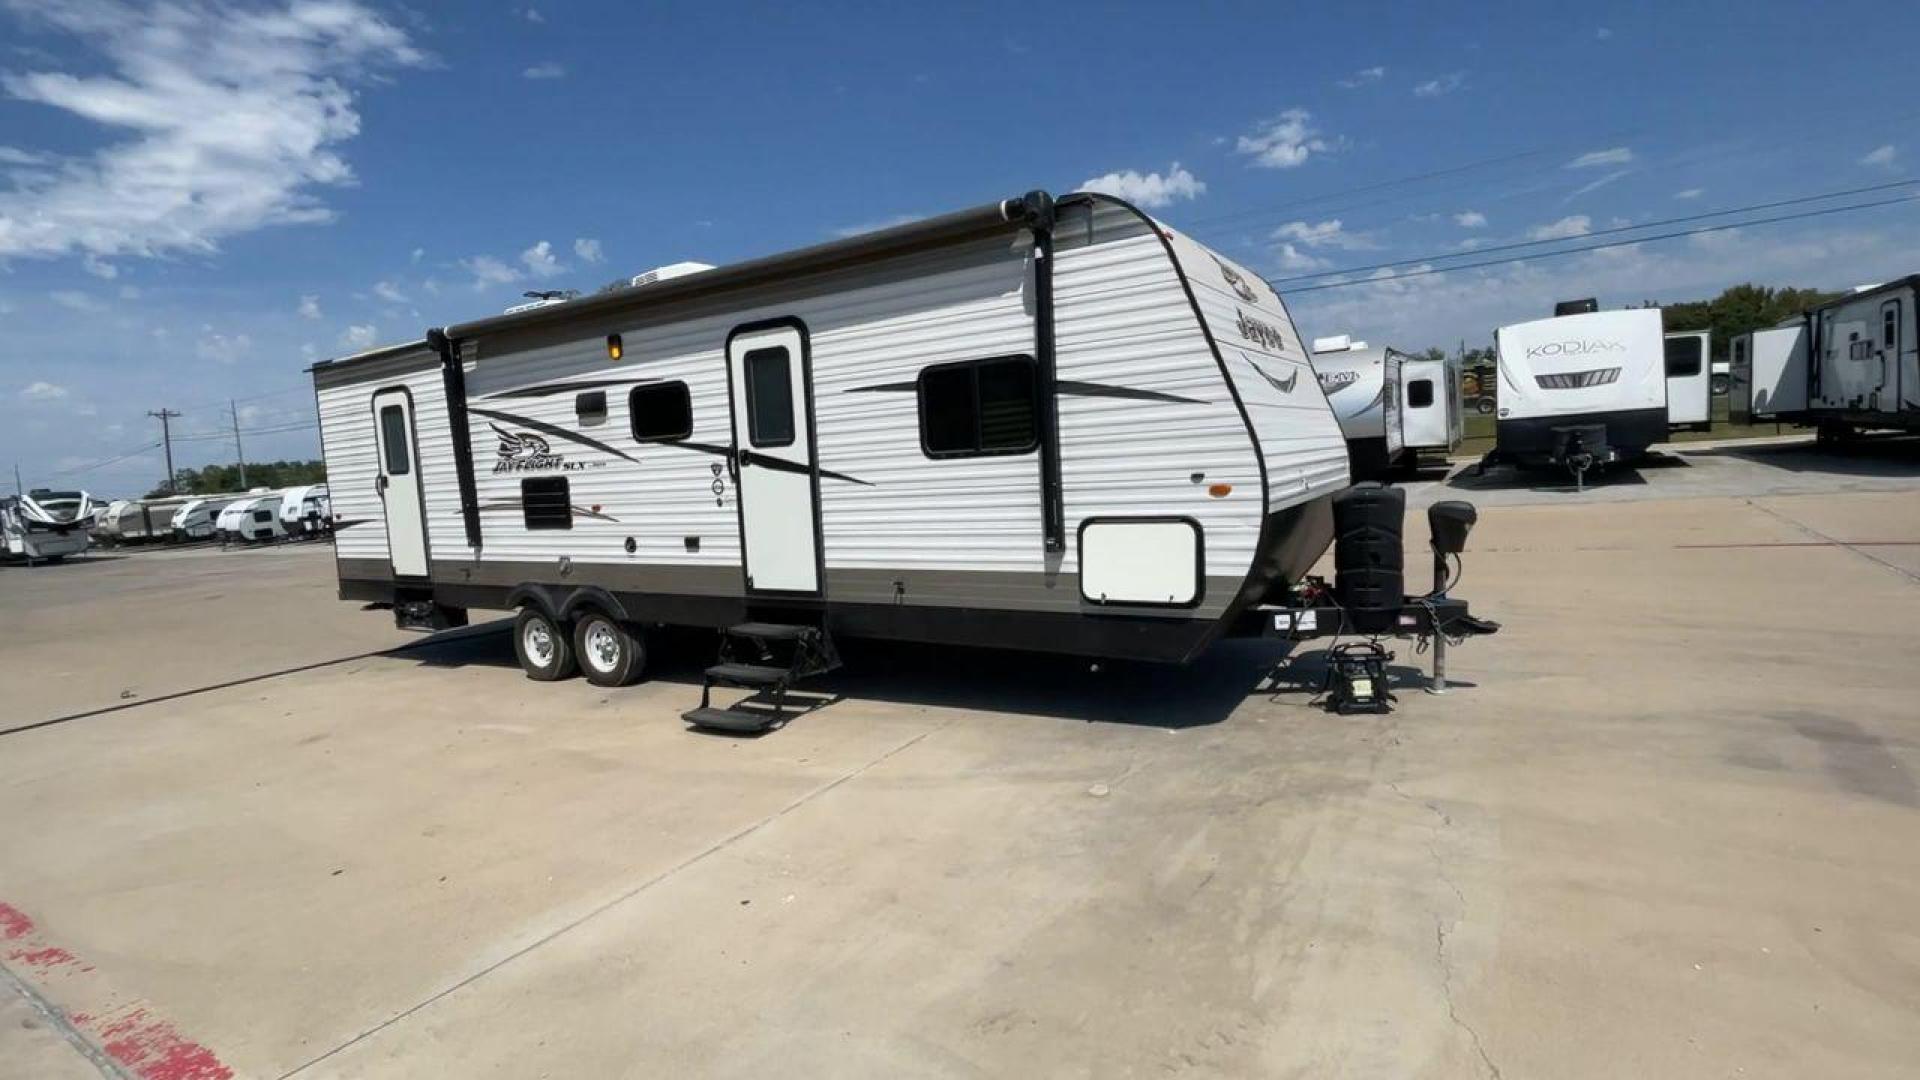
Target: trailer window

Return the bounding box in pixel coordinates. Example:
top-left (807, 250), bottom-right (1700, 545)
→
top-left (744, 347), bottom-right (795, 448)
top-left (253, 509), bottom-right (272, 523)
top-left (1885, 304), bottom-right (1900, 348)
top-left (378, 404), bottom-right (410, 475)
top-left (918, 355), bottom-right (1039, 458)
top-left (630, 382), bottom-right (692, 442)
top-left (1407, 379), bottom-right (1435, 408)
top-left (576, 390), bottom-right (608, 425)
top-left (1664, 336), bottom-right (1702, 378)
top-left (522, 477), bottom-right (572, 530)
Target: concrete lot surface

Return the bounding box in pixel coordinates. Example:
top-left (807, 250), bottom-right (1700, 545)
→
top-left (4, 438), bottom-right (1919, 1078)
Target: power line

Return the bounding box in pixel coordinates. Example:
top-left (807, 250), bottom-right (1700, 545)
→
top-left (1270, 192), bottom-right (1920, 295)
top-left (49, 441), bottom-right (163, 478)
top-left (1269, 177), bottom-right (1920, 285)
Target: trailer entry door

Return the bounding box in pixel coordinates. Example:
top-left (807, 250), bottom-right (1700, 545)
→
top-left (371, 388), bottom-right (429, 578)
top-left (726, 321), bottom-right (821, 595)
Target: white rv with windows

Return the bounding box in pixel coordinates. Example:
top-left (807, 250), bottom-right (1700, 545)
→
top-left (279, 484), bottom-right (331, 538)
top-left (1486, 306), bottom-right (1667, 476)
top-left (170, 494), bottom-right (252, 541)
top-left (314, 190), bottom-right (1349, 706)
top-left (1399, 351), bottom-right (1464, 459)
top-left (1309, 336), bottom-right (1406, 478)
top-left (2, 489), bottom-right (94, 562)
top-left (1664, 330), bottom-right (1712, 432)
top-left (1728, 277), bottom-right (1918, 440)
top-left (216, 494), bottom-right (286, 543)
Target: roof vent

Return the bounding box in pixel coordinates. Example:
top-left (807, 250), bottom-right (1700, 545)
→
top-left (1312, 334), bottom-right (1353, 353)
top-left (630, 261), bottom-right (716, 288)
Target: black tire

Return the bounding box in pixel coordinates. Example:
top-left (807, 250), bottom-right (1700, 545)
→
top-left (513, 607), bottom-right (576, 681)
top-left (1711, 374), bottom-right (1730, 396)
top-left (1475, 397), bottom-right (1496, 415)
top-left (572, 611), bottom-right (647, 687)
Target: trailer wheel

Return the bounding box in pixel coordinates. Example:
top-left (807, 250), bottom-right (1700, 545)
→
top-left (572, 611), bottom-right (646, 687)
top-left (513, 607), bottom-right (577, 681)
top-left (1475, 397), bottom-right (1496, 415)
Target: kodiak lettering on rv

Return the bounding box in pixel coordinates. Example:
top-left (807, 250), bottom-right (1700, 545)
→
top-left (1525, 339), bottom-right (1627, 359)
top-left (1236, 309), bottom-right (1289, 352)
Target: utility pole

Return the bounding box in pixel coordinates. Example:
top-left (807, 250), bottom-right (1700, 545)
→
top-left (13, 462), bottom-right (22, 496)
top-left (230, 399), bottom-right (249, 489)
top-left (148, 409), bottom-right (181, 494)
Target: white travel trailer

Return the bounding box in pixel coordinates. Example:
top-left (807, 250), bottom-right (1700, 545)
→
top-left (279, 484), bottom-right (332, 538)
top-left (1399, 351), bottom-right (1465, 459)
top-left (215, 494), bottom-right (285, 542)
top-left (314, 191), bottom-right (1352, 727)
top-left (1309, 336), bottom-right (1406, 478)
top-left (170, 494), bottom-right (251, 541)
top-left (1486, 306), bottom-right (1667, 479)
top-left (1728, 323), bottom-right (1810, 425)
top-left (1664, 330), bottom-right (1712, 432)
top-left (2, 489), bottom-right (95, 562)
top-left (97, 496), bottom-right (192, 543)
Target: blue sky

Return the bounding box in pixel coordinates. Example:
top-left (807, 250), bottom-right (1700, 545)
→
top-left (2, 0), bottom-right (1916, 496)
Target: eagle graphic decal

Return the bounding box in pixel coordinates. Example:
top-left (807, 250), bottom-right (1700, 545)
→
top-left (493, 424), bottom-right (551, 460)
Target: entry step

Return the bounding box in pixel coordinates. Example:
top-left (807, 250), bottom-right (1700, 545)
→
top-left (681, 706), bottom-right (780, 734)
top-left (704, 663), bottom-right (789, 687)
top-left (725, 622), bottom-right (815, 641)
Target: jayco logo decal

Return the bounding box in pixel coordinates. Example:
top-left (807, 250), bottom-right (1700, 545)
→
top-left (1236, 308), bottom-right (1289, 353)
top-left (1244, 352), bottom-right (1298, 394)
top-left (1317, 370), bottom-right (1360, 393)
top-left (1213, 255), bottom-right (1259, 303)
top-left (491, 424), bottom-right (601, 473)
top-left (1526, 339), bottom-right (1627, 359)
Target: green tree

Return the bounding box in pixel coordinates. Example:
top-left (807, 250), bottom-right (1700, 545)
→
top-left (146, 459), bottom-right (326, 498)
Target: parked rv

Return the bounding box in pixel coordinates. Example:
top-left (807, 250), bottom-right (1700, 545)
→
top-left (1664, 330), bottom-right (1712, 432)
top-left (96, 496), bottom-right (192, 544)
top-left (1729, 323), bottom-right (1810, 425)
top-left (279, 485), bottom-right (332, 539)
top-left (1482, 304), bottom-right (1667, 481)
top-left (1310, 336), bottom-right (1406, 478)
top-left (315, 190), bottom-right (1353, 726)
top-left (1399, 351), bottom-right (1465, 460)
top-left (1727, 277), bottom-right (1918, 442)
top-left (170, 494), bottom-right (251, 541)
top-left (2, 489), bottom-right (95, 562)
top-left (216, 495), bottom-right (286, 543)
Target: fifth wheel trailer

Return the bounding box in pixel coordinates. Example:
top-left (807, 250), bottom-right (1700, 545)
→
top-left (1484, 306), bottom-right (1667, 478)
top-left (316, 190), bottom-right (1357, 703)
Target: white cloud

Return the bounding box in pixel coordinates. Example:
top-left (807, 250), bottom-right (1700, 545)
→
top-left (49, 289), bottom-right (102, 311)
top-left (1860, 144), bottom-right (1898, 168)
top-left (0, 145), bottom-right (51, 166)
top-left (1412, 72), bottom-right (1466, 98)
top-left (373, 280), bottom-right (407, 303)
top-left (409, 246), bottom-right (425, 264)
top-left (1528, 215), bottom-right (1592, 241)
top-left (1273, 244), bottom-right (1327, 272)
top-left (20, 380), bottom-right (68, 401)
top-left (1596, 27), bottom-right (1614, 39)
top-left (1078, 162), bottom-right (1206, 208)
top-left (1567, 168), bottom-right (1632, 200)
top-left (118, 284), bottom-right (140, 299)
top-left (1453, 210), bottom-right (1487, 228)
top-left (1235, 109), bottom-right (1332, 169)
top-left (339, 324), bottom-right (378, 350)
top-left (522, 61), bottom-right (566, 80)
top-left (0, 1), bottom-right (424, 261)
top-left (573, 237), bottom-right (604, 263)
top-left (1336, 66), bottom-right (1385, 89)
top-left (298, 294), bottom-right (322, 319)
top-left (1568, 147), bottom-right (1635, 169)
top-left (196, 330), bottom-right (254, 364)
top-left (520, 7), bottom-right (545, 22)
top-left (519, 240), bottom-right (565, 278)
top-left (462, 254), bottom-right (518, 290)
top-left (1674, 188), bottom-right (1705, 200)
top-left (1272, 219), bottom-right (1373, 250)
top-left (81, 254), bottom-right (117, 279)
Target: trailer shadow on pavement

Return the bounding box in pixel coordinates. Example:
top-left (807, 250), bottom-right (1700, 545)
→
top-left (1439, 455), bottom-right (1671, 494)
top-left (1687, 434), bottom-right (1920, 477)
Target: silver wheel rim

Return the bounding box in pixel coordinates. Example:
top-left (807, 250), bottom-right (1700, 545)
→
top-left (585, 622), bottom-right (620, 672)
top-left (523, 619), bottom-right (556, 668)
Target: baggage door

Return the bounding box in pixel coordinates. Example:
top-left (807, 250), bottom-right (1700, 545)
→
top-left (726, 320), bottom-right (821, 595)
top-left (371, 388), bottom-right (429, 578)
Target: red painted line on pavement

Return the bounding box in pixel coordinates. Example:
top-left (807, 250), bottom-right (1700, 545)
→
top-left (0, 899), bottom-right (233, 1080)
top-left (1674, 540), bottom-right (1920, 549)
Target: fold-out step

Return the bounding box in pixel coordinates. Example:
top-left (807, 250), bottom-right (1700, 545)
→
top-left (705, 662), bottom-right (789, 687)
top-left (725, 622), bottom-right (813, 640)
top-left (683, 622), bottom-right (842, 735)
top-left (680, 706), bottom-right (779, 733)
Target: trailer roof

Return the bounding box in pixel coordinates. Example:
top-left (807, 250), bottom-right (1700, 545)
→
top-left (1812, 273), bottom-right (1920, 311)
top-left (441, 194), bottom-right (1041, 343)
top-left (307, 338), bottom-right (431, 375)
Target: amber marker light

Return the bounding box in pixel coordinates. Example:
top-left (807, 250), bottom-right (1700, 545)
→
top-left (1208, 483), bottom-right (1233, 498)
top-left (606, 334), bottom-right (623, 360)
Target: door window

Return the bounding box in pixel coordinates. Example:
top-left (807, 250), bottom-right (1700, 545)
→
top-left (1664, 336), bottom-right (1702, 377)
top-left (1407, 379), bottom-right (1435, 408)
top-left (379, 404), bottom-right (410, 474)
top-left (744, 347), bottom-right (795, 447)
top-left (1885, 304), bottom-right (1900, 349)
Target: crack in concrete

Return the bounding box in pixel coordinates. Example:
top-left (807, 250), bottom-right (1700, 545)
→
top-left (1390, 780), bottom-right (1503, 1080)
top-left (1746, 498), bottom-right (1920, 586)
top-left (0, 957), bottom-right (133, 1080)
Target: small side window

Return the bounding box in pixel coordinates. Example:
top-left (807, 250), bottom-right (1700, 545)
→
top-left (522, 477), bottom-right (572, 530)
top-left (378, 404), bottom-right (410, 475)
top-left (744, 347), bottom-right (796, 448)
top-left (630, 382), bottom-right (692, 442)
top-left (1885, 304), bottom-right (1899, 349)
top-left (1407, 379), bottom-right (1435, 408)
top-left (576, 390), bottom-right (608, 425)
top-left (253, 509), bottom-right (272, 523)
top-left (918, 355), bottom-right (1040, 458)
